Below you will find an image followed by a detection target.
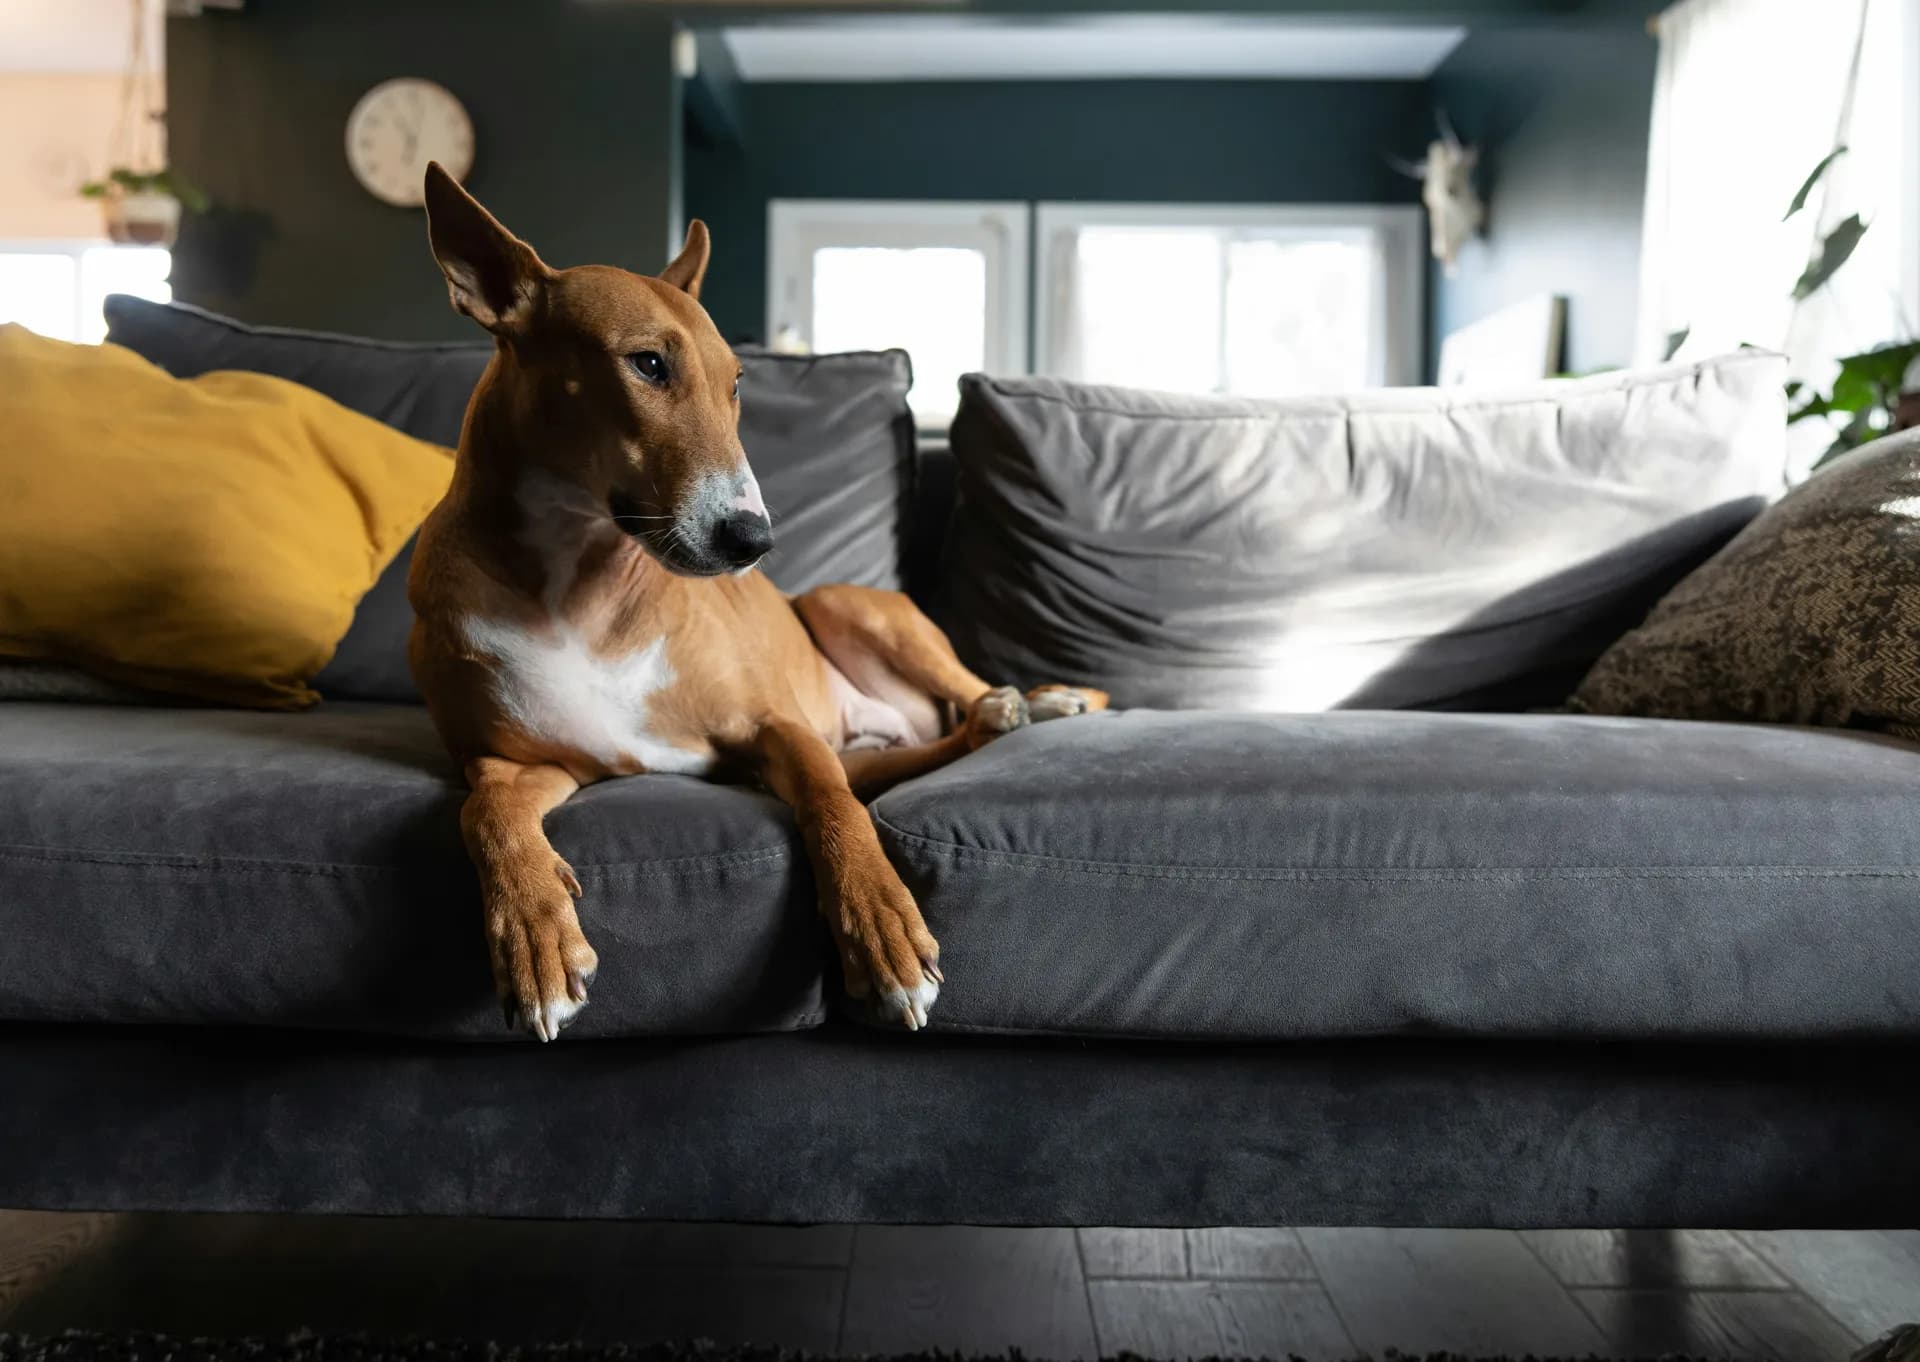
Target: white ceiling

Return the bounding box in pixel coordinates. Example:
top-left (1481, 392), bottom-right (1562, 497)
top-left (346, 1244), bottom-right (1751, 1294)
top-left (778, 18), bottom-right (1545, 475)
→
top-left (721, 18), bottom-right (1466, 83)
top-left (0, 0), bottom-right (164, 74)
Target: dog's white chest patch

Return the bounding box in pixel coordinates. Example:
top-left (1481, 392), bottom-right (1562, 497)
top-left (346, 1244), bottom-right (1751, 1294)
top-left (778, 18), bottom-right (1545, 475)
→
top-left (461, 617), bottom-right (713, 777)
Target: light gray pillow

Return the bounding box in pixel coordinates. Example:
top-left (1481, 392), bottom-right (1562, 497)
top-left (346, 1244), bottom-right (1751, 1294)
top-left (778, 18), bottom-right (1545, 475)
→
top-left (941, 354), bottom-right (1788, 712)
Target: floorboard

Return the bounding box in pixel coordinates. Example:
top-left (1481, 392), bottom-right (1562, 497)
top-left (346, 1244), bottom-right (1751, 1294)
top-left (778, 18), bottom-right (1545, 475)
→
top-left (1300, 1227), bottom-right (1609, 1359)
top-left (1521, 1229), bottom-right (1788, 1289)
top-left (839, 1226), bottom-right (1097, 1359)
top-left (1089, 1280), bottom-right (1353, 1360)
top-left (1739, 1230), bottom-right (1920, 1342)
top-left (1077, 1228), bottom-right (1186, 1279)
top-left (1185, 1228), bottom-right (1316, 1280)
top-left (1573, 1287), bottom-right (1865, 1360)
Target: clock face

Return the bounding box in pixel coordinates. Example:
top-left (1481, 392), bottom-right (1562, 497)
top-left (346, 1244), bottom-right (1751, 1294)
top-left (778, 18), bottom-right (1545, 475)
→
top-left (345, 78), bottom-right (474, 208)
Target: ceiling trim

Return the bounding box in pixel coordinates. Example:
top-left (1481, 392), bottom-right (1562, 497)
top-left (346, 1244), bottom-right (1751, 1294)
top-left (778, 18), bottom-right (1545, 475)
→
top-left (721, 17), bottom-right (1467, 82)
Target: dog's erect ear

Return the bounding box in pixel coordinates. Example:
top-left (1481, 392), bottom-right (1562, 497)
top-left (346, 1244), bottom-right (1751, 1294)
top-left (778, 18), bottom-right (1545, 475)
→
top-left (423, 162), bottom-right (548, 334)
top-left (659, 219), bottom-right (711, 300)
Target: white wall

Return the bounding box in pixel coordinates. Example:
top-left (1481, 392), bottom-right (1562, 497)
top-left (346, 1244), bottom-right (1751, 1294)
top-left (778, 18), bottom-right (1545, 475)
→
top-left (0, 73), bottom-right (128, 239)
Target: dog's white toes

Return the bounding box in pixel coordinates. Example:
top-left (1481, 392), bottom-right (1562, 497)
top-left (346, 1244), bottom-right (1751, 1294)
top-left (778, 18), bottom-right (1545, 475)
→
top-left (516, 993), bottom-right (586, 1043)
top-left (880, 972), bottom-right (939, 1032)
top-left (1028, 687), bottom-right (1093, 722)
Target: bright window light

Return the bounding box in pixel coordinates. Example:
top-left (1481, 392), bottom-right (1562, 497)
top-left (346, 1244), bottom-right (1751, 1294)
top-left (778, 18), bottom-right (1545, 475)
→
top-left (1067, 228), bottom-right (1224, 394)
top-left (0, 246), bottom-right (171, 344)
top-left (767, 200), bottom-right (1030, 428)
top-left (1225, 238), bottom-right (1374, 397)
top-left (1036, 205), bottom-right (1421, 396)
top-left (0, 254), bottom-right (81, 342)
top-left (811, 245), bottom-right (987, 427)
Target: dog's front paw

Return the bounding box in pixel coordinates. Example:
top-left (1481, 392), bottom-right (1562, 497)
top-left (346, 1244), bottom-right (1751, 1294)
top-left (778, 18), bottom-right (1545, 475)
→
top-left (485, 854), bottom-right (599, 1042)
top-left (965, 685), bottom-right (1030, 750)
top-left (830, 869), bottom-right (942, 1031)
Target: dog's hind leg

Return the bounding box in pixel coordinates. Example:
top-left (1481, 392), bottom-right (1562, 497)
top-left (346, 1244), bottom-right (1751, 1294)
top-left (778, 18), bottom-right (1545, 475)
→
top-left (461, 757), bottom-right (599, 1042)
top-left (838, 729), bottom-right (972, 800)
top-left (1027, 682), bottom-right (1110, 722)
top-left (793, 583), bottom-right (1034, 749)
top-left (794, 583), bottom-right (991, 709)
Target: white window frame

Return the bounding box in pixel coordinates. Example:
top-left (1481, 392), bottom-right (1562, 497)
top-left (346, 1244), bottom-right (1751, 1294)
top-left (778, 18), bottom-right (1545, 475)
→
top-left (0, 238), bottom-right (172, 344)
top-left (1032, 202), bottom-right (1425, 391)
top-left (765, 199), bottom-right (1032, 378)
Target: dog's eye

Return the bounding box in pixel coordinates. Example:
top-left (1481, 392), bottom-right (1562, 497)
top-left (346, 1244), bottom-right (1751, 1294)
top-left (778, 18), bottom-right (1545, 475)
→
top-left (732, 373), bottom-right (741, 400)
top-left (628, 351), bottom-right (670, 385)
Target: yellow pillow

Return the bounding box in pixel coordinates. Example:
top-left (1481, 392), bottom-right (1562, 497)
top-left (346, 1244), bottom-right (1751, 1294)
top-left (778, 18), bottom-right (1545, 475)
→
top-left (0, 325), bottom-right (453, 709)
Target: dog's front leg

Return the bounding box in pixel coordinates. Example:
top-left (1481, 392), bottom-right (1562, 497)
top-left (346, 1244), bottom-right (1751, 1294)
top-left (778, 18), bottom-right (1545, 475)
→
top-left (461, 757), bottom-right (599, 1041)
top-left (751, 716), bottom-right (942, 1030)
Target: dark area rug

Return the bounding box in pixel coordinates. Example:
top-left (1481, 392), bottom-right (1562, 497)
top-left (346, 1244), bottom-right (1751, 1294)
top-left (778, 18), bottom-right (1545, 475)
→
top-left (0, 1333), bottom-right (1751, 1362)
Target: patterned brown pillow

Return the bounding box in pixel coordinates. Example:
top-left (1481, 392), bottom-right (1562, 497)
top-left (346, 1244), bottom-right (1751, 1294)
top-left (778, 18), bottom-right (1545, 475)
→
top-left (1570, 428), bottom-right (1920, 740)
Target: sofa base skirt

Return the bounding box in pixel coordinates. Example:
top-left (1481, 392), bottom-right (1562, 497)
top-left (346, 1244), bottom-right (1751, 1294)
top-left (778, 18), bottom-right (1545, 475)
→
top-left (2, 1023), bottom-right (1915, 1228)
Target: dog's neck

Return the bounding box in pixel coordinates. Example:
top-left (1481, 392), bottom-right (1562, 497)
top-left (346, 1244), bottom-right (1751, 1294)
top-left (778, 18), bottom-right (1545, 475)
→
top-left (452, 384), bottom-right (668, 632)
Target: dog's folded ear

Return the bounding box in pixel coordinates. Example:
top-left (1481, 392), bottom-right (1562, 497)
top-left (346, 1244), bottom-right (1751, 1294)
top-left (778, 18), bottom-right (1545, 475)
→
top-left (659, 219), bottom-right (711, 301)
top-left (423, 162), bottom-right (550, 335)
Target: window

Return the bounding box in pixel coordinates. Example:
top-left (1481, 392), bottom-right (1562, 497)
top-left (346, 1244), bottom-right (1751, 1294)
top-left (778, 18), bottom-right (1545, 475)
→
top-left (767, 201), bottom-right (1030, 426)
top-left (0, 244), bottom-right (172, 344)
top-left (1035, 204), bottom-right (1423, 395)
top-left (765, 199), bottom-right (1422, 423)
top-left (1639, 0), bottom-right (1919, 380)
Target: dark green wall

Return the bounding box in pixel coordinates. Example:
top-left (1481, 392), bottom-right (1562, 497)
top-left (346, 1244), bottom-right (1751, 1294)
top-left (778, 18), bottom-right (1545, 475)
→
top-left (684, 79), bottom-right (1433, 344)
top-left (1428, 22), bottom-right (1658, 376)
top-left (166, 0), bottom-right (681, 341)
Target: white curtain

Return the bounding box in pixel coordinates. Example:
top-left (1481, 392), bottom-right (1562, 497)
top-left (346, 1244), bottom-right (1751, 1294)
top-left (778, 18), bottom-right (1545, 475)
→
top-left (1637, 0), bottom-right (1911, 425)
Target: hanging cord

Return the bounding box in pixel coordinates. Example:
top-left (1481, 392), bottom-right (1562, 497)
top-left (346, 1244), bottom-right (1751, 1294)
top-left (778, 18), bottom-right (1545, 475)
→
top-left (108, 0), bottom-right (163, 176)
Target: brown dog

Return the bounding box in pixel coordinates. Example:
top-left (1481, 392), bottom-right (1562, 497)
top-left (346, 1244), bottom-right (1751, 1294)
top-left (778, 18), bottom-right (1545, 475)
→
top-left (408, 164), bottom-right (1104, 1041)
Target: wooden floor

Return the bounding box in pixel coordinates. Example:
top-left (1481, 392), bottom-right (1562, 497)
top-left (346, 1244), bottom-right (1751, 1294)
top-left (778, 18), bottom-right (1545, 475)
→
top-left (1, 1214), bottom-right (1914, 1359)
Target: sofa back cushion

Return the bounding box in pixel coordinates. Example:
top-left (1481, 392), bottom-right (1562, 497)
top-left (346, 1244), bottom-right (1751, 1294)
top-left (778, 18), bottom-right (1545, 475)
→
top-left (103, 295), bottom-right (489, 446)
top-left (940, 353), bottom-right (1787, 712)
top-left (102, 297), bottom-right (915, 701)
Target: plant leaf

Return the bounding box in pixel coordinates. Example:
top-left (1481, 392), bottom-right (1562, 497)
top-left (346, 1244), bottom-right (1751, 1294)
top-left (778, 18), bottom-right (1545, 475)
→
top-left (1785, 147), bottom-right (1846, 220)
top-left (1662, 327), bottom-right (1690, 362)
top-left (1793, 214), bottom-right (1869, 300)
top-left (1829, 340), bottom-right (1920, 411)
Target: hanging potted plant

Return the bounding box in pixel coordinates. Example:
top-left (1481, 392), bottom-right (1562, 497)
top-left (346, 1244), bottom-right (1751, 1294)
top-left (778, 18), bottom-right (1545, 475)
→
top-left (79, 167), bottom-right (209, 247)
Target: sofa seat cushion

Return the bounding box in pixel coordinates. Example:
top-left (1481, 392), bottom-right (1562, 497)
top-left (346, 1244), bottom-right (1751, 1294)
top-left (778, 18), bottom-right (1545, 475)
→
top-left (870, 710), bottom-right (1920, 1041)
top-left (0, 703), bottom-right (824, 1039)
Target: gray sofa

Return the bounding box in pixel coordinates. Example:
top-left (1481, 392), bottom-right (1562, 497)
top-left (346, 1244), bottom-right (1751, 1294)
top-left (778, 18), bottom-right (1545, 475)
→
top-left (1, 299), bottom-right (1915, 1229)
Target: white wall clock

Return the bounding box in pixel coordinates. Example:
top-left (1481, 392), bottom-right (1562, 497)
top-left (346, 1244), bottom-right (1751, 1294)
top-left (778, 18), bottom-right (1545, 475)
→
top-left (345, 78), bottom-right (474, 208)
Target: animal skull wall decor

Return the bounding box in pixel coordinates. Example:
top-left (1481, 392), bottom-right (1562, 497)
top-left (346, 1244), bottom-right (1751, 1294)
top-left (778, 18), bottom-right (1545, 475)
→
top-left (1394, 110), bottom-right (1485, 277)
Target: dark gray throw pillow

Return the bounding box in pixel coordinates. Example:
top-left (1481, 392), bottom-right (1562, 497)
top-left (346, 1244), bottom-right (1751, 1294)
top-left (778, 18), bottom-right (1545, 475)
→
top-left (941, 355), bottom-right (1788, 712)
top-left (101, 298), bottom-right (915, 703)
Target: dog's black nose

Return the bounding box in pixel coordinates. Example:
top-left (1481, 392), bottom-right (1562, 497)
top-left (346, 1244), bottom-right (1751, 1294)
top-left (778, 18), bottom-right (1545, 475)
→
top-left (711, 510), bottom-right (773, 567)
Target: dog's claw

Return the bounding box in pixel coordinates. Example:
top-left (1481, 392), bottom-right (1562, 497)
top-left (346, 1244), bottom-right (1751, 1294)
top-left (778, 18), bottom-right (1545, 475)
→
top-left (556, 859), bottom-right (583, 899)
top-left (926, 963), bottom-right (944, 984)
top-left (567, 967), bottom-right (592, 1004)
